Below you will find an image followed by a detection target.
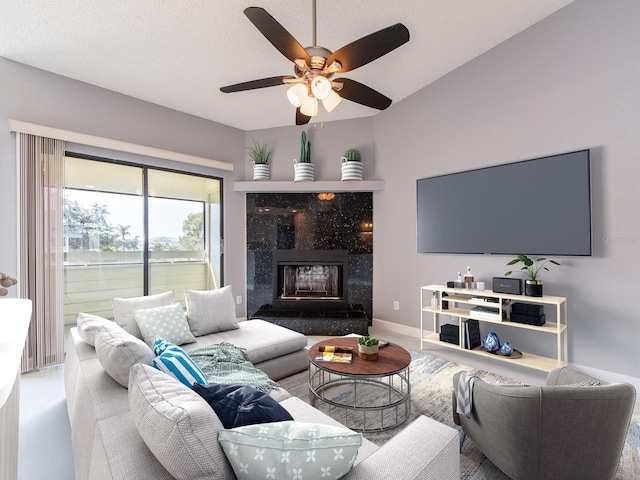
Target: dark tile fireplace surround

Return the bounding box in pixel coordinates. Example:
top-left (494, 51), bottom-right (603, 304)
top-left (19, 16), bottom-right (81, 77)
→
top-left (246, 192), bottom-right (372, 335)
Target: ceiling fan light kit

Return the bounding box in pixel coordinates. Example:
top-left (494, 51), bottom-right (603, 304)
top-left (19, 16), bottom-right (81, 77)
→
top-left (220, 1), bottom-right (410, 125)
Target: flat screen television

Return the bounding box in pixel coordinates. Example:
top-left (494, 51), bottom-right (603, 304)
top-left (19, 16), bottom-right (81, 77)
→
top-left (416, 149), bottom-right (592, 256)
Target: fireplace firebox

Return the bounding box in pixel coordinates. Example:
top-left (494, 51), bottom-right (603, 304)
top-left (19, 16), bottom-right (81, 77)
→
top-left (272, 250), bottom-right (348, 310)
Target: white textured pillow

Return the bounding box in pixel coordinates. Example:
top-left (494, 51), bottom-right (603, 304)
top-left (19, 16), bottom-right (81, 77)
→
top-left (76, 312), bottom-right (113, 346)
top-left (185, 285), bottom-right (239, 336)
top-left (218, 421), bottom-right (362, 480)
top-left (128, 363), bottom-right (234, 480)
top-left (112, 290), bottom-right (175, 339)
top-left (133, 302), bottom-right (197, 347)
top-left (94, 323), bottom-right (155, 387)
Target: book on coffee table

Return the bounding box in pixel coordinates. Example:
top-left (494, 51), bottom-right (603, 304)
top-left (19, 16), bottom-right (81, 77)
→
top-left (315, 345), bottom-right (353, 363)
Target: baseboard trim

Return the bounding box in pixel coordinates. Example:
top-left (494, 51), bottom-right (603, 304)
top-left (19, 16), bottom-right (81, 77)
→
top-left (372, 317), bottom-right (421, 338)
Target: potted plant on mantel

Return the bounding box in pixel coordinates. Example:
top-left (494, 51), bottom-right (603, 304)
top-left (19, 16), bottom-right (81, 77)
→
top-left (505, 254), bottom-right (561, 297)
top-left (247, 140), bottom-right (272, 181)
top-left (357, 336), bottom-right (379, 361)
top-left (293, 131), bottom-right (314, 182)
top-left (341, 148), bottom-right (363, 181)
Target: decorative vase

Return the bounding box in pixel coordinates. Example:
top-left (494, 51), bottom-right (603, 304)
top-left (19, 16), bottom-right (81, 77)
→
top-left (253, 164), bottom-right (270, 181)
top-left (357, 344), bottom-right (379, 361)
top-left (293, 162), bottom-right (315, 182)
top-left (525, 280), bottom-right (543, 297)
top-left (341, 161), bottom-right (363, 181)
top-left (500, 341), bottom-right (513, 356)
top-left (483, 332), bottom-right (501, 352)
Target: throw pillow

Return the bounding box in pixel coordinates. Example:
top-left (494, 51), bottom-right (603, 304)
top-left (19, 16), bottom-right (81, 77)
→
top-left (134, 302), bottom-right (196, 347)
top-left (128, 363), bottom-right (234, 480)
top-left (192, 384), bottom-right (293, 428)
top-left (153, 338), bottom-right (207, 387)
top-left (218, 421), bottom-right (362, 480)
top-left (76, 312), bottom-right (113, 346)
top-left (112, 290), bottom-right (175, 339)
top-left (184, 285), bottom-right (239, 336)
top-left (94, 323), bottom-right (155, 387)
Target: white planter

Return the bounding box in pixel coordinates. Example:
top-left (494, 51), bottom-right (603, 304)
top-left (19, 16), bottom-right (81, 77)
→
top-left (341, 161), bottom-right (363, 181)
top-left (293, 163), bottom-right (315, 182)
top-left (253, 164), bottom-right (270, 181)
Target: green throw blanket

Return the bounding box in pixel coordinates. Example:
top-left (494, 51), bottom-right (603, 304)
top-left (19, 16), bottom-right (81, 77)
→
top-left (188, 342), bottom-right (280, 393)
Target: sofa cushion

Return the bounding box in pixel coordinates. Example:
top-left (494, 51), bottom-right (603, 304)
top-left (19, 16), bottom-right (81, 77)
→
top-left (134, 302), bottom-right (196, 347)
top-left (192, 384), bottom-right (293, 428)
top-left (218, 421), bottom-right (361, 480)
top-left (185, 285), bottom-right (239, 336)
top-left (128, 363), bottom-right (234, 480)
top-left (153, 338), bottom-right (207, 387)
top-left (76, 312), bottom-right (113, 346)
top-left (94, 323), bottom-right (156, 387)
top-left (112, 290), bottom-right (175, 339)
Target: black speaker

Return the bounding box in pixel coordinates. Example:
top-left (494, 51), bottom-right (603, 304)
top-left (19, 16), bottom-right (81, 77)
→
top-left (492, 277), bottom-right (522, 295)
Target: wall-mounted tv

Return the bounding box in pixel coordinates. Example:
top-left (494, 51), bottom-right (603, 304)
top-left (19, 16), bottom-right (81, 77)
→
top-left (416, 149), bottom-right (592, 256)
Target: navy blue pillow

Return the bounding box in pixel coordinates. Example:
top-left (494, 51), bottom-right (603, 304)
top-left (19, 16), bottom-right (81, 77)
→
top-left (191, 384), bottom-right (293, 428)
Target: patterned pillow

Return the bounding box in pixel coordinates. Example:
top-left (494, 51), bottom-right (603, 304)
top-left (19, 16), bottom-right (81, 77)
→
top-left (134, 302), bottom-right (196, 347)
top-left (128, 363), bottom-right (234, 480)
top-left (184, 285), bottom-right (239, 336)
top-left (218, 421), bottom-right (362, 480)
top-left (153, 338), bottom-right (207, 387)
top-left (94, 323), bottom-right (156, 387)
top-left (113, 290), bottom-right (175, 339)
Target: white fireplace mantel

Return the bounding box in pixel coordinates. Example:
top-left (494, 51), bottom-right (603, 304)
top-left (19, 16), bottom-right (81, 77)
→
top-left (233, 180), bottom-right (384, 193)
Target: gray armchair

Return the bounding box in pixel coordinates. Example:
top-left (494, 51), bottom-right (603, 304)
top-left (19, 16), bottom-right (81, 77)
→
top-left (453, 367), bottom-right (636, 480)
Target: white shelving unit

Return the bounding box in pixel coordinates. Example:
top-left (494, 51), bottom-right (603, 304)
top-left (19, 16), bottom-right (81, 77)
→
top-left (420, 284), bottom-right (567, 372)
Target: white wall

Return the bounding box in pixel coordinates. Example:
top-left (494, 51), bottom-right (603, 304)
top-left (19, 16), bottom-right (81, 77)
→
top-left (372, 0), bottom-right (640, 379)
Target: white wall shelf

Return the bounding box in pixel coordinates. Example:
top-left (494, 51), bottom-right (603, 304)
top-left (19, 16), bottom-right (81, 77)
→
top-left (233, 180), bottom-right (385, 193)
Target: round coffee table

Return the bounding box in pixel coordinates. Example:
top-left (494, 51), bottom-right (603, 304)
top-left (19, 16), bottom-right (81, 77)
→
top-left (308, 337), bottom-right (411, 432)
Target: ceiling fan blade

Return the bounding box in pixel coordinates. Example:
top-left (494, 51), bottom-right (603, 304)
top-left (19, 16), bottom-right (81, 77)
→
top-left (220, 76), bottom-right (296, 93)
top-left (335, 78), bottom-right (392, 110)
top-left (244, 7), bottom-right (311, 64)
top-left (296, 108), bottom-right (311, 125)
top-left (327, 23), bottom-right (410, 73)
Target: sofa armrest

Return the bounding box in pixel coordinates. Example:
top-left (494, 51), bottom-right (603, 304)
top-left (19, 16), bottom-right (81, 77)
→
top-left (343, 416), bottom-right (459, 480)
top-left (545, 366), bottom-right (604, 386)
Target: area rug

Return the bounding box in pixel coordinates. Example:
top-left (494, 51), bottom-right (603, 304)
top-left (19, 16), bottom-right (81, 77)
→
top-left (277, 350), bottom-right (640, 479)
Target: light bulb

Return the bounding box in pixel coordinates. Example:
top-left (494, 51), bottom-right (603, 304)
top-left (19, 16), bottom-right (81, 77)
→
top-left (311, 76), bottom-right (332, 100)
top-left (322, 89), bottom-right (342, 112)
top-left (300, 95), bottom-right (318, 117)
top-left (287, 84), bottom-right (308, 108)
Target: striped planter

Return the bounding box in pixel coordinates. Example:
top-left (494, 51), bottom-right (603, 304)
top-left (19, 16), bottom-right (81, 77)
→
top-left (293, 163), bottom-right (315, 182)
top-left (341, 161), bottom-right (363, 181)
top-left (253, 164), bottom-right (270, 181)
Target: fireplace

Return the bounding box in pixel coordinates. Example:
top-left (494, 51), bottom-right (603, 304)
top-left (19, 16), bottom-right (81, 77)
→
top-left (272, 250), bottom-right (348, 310)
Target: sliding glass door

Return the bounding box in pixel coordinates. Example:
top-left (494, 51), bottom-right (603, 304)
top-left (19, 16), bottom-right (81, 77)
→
top-left (63, 155), bottom-right (223, 326)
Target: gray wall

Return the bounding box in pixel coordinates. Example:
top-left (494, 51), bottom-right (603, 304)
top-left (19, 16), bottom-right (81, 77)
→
top-left (372, 0), bottom-right (640, 379)
top-left (0, 58), bottom-right (248, 314)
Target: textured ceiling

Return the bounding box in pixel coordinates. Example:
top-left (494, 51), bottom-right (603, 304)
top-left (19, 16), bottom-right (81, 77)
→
top-left (0, 0), bottom-right (574, 131)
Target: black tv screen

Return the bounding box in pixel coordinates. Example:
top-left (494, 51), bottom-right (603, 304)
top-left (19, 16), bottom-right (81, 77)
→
top-left (416, 149), bottom-right (592, 256)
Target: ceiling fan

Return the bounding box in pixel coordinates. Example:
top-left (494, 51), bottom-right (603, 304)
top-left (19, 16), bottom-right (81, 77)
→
top-left (220, 1), bottom-right (410, 125)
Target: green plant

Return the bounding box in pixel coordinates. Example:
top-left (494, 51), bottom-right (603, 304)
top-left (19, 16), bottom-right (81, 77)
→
top-left (505, 254), bottom-right (561, 281)
top-left (357, 336), bottom-right (379, 347)
top-left (299, 131), bottom-right (311, 163)
top-left (247, 140), bottom-right (272, 165)
top-left (342, 148), bottom-right (361, 163)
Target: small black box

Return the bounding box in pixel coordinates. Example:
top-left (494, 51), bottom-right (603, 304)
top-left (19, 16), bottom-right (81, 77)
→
top-left (439, 333), bottom-right (459, 345)
top-left (511, 312), bottom-right (546, 326)
top-left (446, 281), bottom-right (455, 288)
top-left (512, 302), bottom-right (544, 316)
top-left (441, 324), bottom-right (459, 336)
top-left (492, 277), bottom-right (522, 295)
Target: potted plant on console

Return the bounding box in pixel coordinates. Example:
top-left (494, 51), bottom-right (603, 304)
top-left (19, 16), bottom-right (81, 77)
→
top-left (357, 336), bottom-right (379, 361)
top-left (293, 131), bottom-right (314, 182)
top-left (248, 140), bottom-right (272, 181)
top-left (341, 148), bottom-right (363, 181)
top-left (505, 254), bottom-right (561, 297)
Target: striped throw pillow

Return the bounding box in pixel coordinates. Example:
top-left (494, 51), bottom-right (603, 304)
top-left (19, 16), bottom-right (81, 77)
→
top-left (152, 338), bottom-right (207, 387)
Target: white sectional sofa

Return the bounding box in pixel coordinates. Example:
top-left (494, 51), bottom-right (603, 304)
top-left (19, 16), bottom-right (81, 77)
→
top-left (64, 292), bottom-right (460, 480)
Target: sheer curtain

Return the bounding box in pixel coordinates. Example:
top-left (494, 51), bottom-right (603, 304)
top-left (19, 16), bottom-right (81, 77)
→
top-left (18, 134), bottom-right (65, 372)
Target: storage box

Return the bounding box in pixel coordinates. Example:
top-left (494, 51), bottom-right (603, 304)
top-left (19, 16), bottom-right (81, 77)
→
top-left (439, 332), bottom-right (459, 345)
top-left (511, 302), bottom-right (544, 316)
top-left (440, 324), bottom-right (459, 336)
top-left (511, 312), bottom-right (546, 326)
